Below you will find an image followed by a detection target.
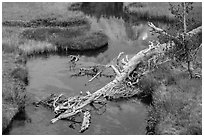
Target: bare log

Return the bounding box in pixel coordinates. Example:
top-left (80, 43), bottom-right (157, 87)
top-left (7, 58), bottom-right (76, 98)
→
top-left (51, 109), bottom-right (82, 124)
top-left (88, 71), bottom-right (102, 82)
top-left (187, 26), bottom-right (202, 37)
top-left (80, 111), bottom-right (91, 133)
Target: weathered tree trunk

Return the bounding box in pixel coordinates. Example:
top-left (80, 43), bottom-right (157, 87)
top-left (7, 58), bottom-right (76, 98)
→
top-left (50, 40), bottom-right (173, 124)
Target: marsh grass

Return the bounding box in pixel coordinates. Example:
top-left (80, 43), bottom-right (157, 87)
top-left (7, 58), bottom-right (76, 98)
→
top-left (2, 27), bottom-right (23, 51)
top-left (2, 25), bottom-right (28, 132)
top-left (153, 80), bottom-right (202, 135)
top-left (19, 40), bottom-right (56, 55)
top-left (20, 26), bottom-right (108, 52)
top-left (3, 15), bottom-right (90, 28)
top-left (2, 43), bottom-right (18, 54)
top-left (20, 25), bottom-right (89, 41)
top-left (3, 19), bottom-right (107, 55)
top-left (53, 31), bottom-right (108, 51)
top-left (142, 61), bottom-right (202, 135)
top-left (125, 2), bottom-right (175, 23)
top-left (2, 53), bottom-right (27, 131)
top-left (126, 2), bottom-right (202, 25)
top-left (2, 2), bottom-right (83, 21)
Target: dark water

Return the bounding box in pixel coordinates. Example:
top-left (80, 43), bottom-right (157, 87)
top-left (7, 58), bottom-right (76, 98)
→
top-left (6, 3), bottom-right (156, 135)
top-left (6, 56), bottom-right (147, 135)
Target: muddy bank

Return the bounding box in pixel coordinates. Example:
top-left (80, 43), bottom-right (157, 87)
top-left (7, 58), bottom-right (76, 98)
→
top-left (2, 52), bottom-right (28, 132)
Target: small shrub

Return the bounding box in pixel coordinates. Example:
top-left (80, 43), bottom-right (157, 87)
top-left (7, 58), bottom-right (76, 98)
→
top-left (68, 2), bottom-right (83, 11)
top-left (11, 67), bottom-right (28, 85)
top-left (128, 2), bottom-right (145, 8)
top-left (2, 43), bottom-right (17, 53)
top-left (138, 76), bottom-right (158, 95)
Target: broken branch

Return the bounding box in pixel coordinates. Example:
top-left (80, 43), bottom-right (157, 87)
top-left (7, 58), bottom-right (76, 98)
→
top-left (187, 26), bottom-right (202, 37)
top-left (147, 22), bottom-right (182, 45)
top-left (80, 111), bottom-right (91, 133)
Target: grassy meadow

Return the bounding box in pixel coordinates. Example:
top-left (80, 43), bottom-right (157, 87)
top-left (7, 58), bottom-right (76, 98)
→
top-left (125, 2), bottom-right (202, 25)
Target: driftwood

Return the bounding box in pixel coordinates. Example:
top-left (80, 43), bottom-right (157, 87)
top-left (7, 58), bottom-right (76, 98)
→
top-left (37, 22), bottom-right (202, 133)
top-left (70, 64), bottom-right (114, 79)
top-left (80, 111), bottom-right (91, 133)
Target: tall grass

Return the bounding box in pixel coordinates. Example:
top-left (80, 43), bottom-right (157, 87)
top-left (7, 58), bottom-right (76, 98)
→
top-left (53, 31), bottom-right (108, 51)
top-left (20, 25), bottom-right (108, 52)
top-left (3, 15), bottom-right (90, 28)
top-left (19, 40), bottom-right (56, 55)
top-left (143, 61), bottom-right (202, 135)
top-left (2, 2), bottom-right (84, 21)
top-left (153, 79), bottom-right (202, 134)
top-left (125, 2), bottom-right (175, 23)
top-left (127, 8), bottom-right (175, 23)
top-left (2, 27), bottom-right (23, 50)
top-left (2, 53), bottom-right (27, 131)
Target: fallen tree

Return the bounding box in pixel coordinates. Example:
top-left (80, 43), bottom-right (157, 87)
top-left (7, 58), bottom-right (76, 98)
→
top-left (36, 22), bottom-right (202, 133)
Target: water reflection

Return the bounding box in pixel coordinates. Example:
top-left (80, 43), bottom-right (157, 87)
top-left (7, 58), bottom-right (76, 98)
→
top-left (77, 2), bottom-right (156, 64)
top-left (80, 2), bottom-right (151, 41)
top-left (80, 2), bottom-right (125, 20)
top-left (86, 16), bottom-right (151, 64)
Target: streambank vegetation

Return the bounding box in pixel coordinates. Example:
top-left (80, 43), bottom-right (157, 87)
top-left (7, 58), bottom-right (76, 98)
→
top-left (2, 49), bottom-right (28, 131)
top-left (3, 17), bottom-right (108, 55)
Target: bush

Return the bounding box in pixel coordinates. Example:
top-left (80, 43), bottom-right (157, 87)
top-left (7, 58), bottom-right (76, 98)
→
top-left (2, 43), bottom-right (17, 53)
top-left (11, 67), bottom-right (28, 85)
